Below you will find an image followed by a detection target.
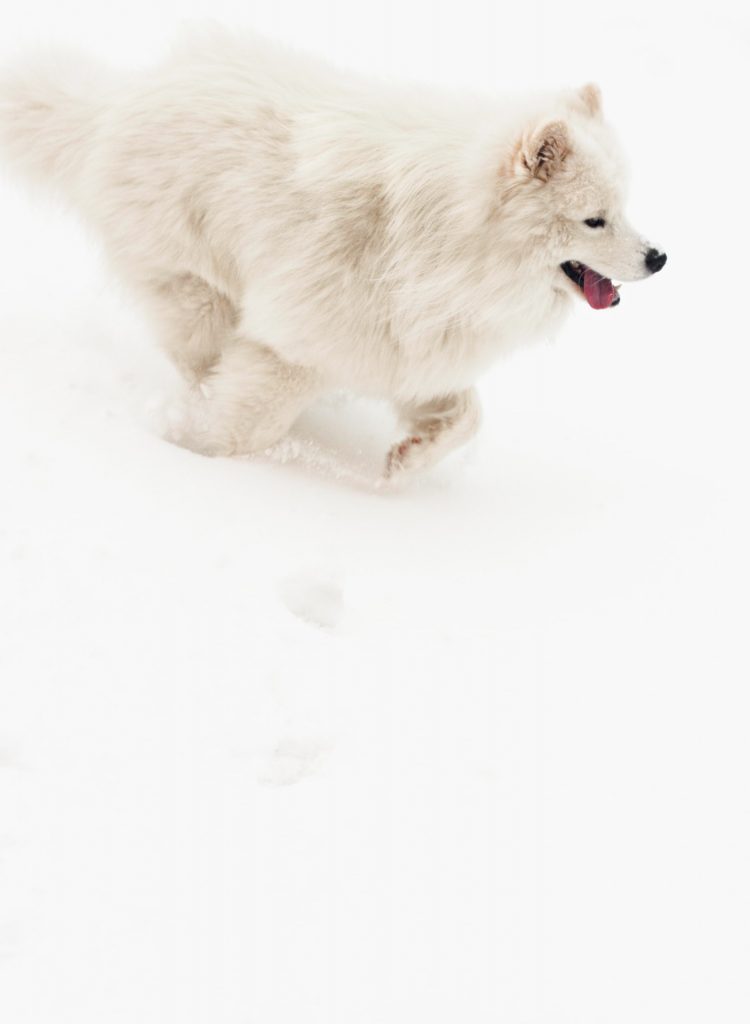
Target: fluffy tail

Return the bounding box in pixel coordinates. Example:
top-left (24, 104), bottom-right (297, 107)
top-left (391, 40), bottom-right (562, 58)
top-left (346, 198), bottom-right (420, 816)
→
top-left (0, 50), bottom-right (118, 197)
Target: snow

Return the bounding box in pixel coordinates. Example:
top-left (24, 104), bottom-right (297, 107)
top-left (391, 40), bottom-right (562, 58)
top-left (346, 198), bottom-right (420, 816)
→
top-left (1, 2), bottom-right (749, 1023)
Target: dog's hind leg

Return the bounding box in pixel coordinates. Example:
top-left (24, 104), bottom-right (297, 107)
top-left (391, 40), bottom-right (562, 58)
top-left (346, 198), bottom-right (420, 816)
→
top-left (140, 273), bottom-right (238, 382)
top-left (177, 338), bottom-right (321, 457)
top-left (386, 388), bottom-right (481, 478)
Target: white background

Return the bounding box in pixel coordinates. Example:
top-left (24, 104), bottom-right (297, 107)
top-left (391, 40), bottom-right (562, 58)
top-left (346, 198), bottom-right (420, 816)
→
top-left (1, 2), bottom-right (748, 1022)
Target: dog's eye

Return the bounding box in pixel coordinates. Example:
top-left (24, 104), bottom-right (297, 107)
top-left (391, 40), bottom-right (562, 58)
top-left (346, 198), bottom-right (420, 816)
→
top-left (584, 217), bottom-right (606, 228)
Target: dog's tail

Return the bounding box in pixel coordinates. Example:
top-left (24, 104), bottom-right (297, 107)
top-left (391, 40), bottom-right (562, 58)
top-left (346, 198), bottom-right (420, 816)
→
top-left (0, 50), bottom-right (119, 199)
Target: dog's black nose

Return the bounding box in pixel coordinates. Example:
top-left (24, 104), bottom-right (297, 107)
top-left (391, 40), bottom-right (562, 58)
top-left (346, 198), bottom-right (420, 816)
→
top-left (645, 248), bottom-right (667, 274)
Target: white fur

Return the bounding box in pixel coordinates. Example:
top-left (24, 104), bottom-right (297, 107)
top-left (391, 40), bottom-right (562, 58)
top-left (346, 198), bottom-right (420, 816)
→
top-left (0, 28), bottom-right (661, 476)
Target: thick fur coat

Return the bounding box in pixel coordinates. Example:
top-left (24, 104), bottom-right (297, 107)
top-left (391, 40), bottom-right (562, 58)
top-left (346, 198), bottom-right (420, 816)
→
top-left (0, 29), bottom-right (665, 475)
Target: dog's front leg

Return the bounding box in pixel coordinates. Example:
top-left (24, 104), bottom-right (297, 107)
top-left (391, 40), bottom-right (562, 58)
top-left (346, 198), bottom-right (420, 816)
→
top-left (385, 388), bottom-right (481, 479)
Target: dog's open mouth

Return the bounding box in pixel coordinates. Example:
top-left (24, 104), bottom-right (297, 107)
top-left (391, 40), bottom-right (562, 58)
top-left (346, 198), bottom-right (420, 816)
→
top-left (560, 260), bottom-right (621, 309)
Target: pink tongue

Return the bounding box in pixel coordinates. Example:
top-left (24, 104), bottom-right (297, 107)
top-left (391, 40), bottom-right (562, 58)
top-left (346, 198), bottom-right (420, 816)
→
top-left (583, 267), bottom-right (616, 309)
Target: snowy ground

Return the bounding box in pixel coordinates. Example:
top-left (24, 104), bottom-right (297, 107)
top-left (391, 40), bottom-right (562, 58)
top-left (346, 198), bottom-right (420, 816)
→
top-left (1, 3), bottom-right (749, 1023)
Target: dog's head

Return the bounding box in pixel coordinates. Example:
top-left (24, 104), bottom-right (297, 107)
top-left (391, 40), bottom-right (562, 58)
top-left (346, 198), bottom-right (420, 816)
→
top-left (511, 84), bottom-right (666, 310)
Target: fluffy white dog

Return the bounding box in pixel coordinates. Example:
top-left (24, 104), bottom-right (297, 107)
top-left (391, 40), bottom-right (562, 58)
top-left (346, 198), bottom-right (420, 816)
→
top-left (0, 29), bottom-right (666, 476)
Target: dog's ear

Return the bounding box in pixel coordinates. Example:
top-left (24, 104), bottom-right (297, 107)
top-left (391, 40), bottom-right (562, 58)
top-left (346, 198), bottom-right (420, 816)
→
top-left (520, 120), bottom-right (570, 182)
top-left (575, 83), bottom-right (603, 119)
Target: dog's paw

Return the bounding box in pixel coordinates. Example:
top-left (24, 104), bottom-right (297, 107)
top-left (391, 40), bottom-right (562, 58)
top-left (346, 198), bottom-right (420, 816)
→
top-left (384, 435), bottom-right (427, 479)
top-left (162, 386), bottom-right (236, 457)
top-left (161, 387), bottom-right (200, 449)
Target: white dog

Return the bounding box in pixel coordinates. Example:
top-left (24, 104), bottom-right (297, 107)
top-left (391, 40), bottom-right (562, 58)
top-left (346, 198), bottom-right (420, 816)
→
top-left (0, 28), bottom-right (666, 476)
